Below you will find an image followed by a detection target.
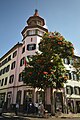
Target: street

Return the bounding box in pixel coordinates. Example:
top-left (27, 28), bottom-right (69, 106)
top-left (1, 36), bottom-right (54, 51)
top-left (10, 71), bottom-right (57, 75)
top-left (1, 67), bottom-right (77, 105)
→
top-left (0, 116), bottom-right (29, 120)
top-left (0, 115), bottom-right (80, 120)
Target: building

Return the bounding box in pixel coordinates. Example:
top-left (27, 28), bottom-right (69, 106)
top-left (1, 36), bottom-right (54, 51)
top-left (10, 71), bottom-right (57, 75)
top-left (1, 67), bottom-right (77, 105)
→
top-left (0, 10), bottom-right (80, 113)
top-left (64, 56), bottom-right (80, 113)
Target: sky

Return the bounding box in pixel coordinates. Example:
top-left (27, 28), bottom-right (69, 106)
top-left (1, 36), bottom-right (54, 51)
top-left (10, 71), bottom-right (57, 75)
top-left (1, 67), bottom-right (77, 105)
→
top-left (0, 0), bottom-right (80, 58)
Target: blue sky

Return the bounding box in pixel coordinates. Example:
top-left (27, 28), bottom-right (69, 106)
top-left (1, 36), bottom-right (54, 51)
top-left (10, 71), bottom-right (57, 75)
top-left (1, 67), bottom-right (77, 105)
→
top-left (0, 0), bottom-right (80, 57)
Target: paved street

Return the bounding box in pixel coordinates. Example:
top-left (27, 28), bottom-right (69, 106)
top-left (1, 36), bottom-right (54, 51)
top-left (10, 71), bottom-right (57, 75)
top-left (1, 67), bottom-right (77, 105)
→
top-left (0, 115), bottom-right (29, 120)
top-left (1, 112), bottom-right (80, 120)
top-left (0, 115), bottom-right (80, 120)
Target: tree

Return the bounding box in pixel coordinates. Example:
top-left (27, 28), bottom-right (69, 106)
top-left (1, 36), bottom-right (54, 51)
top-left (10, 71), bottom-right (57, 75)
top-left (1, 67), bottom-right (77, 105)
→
top-left (23, 32), bottom-right (74, 88)
top-left (22, 31), bottom-right (74, 113)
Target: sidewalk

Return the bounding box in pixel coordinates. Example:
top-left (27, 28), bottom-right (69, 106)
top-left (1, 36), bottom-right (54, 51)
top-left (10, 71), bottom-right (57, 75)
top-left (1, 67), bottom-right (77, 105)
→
top-left (2, 112), bottom-right (80, 119)
top-left (59, 113), bottom-right (80, 118)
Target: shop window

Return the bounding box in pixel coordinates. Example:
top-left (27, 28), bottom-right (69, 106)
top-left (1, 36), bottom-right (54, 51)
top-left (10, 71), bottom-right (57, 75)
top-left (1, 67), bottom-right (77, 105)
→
top-left (24, 90), bottom-right (33, 102)
top-left (16, 90), bottom-right (22, 104)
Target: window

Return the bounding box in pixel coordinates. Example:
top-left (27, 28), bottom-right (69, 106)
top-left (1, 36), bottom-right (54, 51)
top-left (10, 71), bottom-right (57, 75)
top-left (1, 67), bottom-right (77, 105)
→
top-left (0, 63), bottom-right (1, 67)
top-left (9, 75), bottom-right (14, 84)
top-left (0, 80), bottom-right (1, 86)
top-left (63, 58), bottom-right (70, 64)
top-left (20, 57), bottom-right (24, 66)
top-left (8, 55), bottom-right (11, 61)
top-left (0, 70), bottom-right (2, 76)
top-left (37, 20), bottom-right (41, 25)
top-left (16, 90), bottom-right (22, 104)
top-left (19, 73), bottom-right (23, 82)
top-left (77, 74), bottom-right (80, 80)
top-left (0, 70), bottom-right (3, 75)
top-left (1, 79), bottom-right (4, 86)
top-left (38, 30), bottom-right (44, 36)
top-left (6, 65), bottom-right (10, 72)
top-left (22, 46), bottom-right (25, 53)
top-left (13, 51), bottom-right (17, 58)
top-left (74, 87), bottom-right (80, 95)
top-left (3, 67), bottom-right (6, 74)
top-left (73, 72), bottom-right (77, 80)
top-left (2, 58), bottom-right (8, 65)
top-left (27, 44), bottom-right (36, 51)
top-left (66, 71), bottom-right (72, 80)
top-left (11, 61), bottom-right (16, 70)
top-left (69, 73), bottom-right (72, 80)
top-left (70, 59), bottom-right (73, 65)
top-left (29, 30), bottom-right (35, 35)
top-left (66, 86), bottom-right (73, 95)
top-left (67, 59), bottom-right (70, 64)
top-left (0, 56), bottom-right (11, 67)
top-left (4, 77), bottom-right (8, 85)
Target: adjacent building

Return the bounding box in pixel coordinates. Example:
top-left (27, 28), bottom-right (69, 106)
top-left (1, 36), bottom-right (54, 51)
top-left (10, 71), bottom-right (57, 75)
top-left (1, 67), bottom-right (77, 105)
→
top-left (0, 10), bottom-right (80, 113)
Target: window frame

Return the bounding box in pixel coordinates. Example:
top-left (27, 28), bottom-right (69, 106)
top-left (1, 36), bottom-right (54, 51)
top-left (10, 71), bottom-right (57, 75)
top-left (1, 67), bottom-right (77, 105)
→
top-left (9, 75), bottom-right (14, 84)
top-left (27, 44), bottom-right (36, 51)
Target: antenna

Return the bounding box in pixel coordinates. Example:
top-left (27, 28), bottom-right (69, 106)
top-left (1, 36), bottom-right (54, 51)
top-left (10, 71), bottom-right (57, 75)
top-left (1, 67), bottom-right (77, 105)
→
top-left (35, 0), bottom-right (38, 10)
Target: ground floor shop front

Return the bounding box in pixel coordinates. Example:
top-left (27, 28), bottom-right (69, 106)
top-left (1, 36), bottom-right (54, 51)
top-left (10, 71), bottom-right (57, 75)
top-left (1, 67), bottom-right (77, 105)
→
top-left (0, 86), bottom-right (80, 114)
top-left (66, 97), bottom-right (80, 114)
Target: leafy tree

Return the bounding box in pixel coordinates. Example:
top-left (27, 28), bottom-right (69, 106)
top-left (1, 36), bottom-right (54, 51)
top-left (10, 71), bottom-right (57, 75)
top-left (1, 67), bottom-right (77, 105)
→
top-left (22, 31), bottom-right (74, 113)
top-left (23, 32), bottom-right (74, 89)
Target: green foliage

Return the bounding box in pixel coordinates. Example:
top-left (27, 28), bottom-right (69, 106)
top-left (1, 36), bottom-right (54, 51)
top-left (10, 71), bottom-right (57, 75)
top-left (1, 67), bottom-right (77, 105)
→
top-left (39, 32), bottom-right (74, 58)
top-left (22, 32), bottom-right (74, 89)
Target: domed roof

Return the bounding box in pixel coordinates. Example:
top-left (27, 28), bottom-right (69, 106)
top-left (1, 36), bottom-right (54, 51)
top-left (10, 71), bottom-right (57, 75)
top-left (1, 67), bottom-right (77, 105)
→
top-left (27, 9), bottom-right (45, 26)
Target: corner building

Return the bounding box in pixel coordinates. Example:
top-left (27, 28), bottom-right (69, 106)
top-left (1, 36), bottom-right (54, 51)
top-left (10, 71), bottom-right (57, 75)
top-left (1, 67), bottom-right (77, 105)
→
top-left (0, 10), bottom-right (80, 113)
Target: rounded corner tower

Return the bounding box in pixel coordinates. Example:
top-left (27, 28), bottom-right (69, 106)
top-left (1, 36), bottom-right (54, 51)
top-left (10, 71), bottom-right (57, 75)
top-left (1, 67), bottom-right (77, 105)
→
top-left (21, 10), bottom-right (48, 55)
top-left (21, 9), bottom-right (48, 39)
